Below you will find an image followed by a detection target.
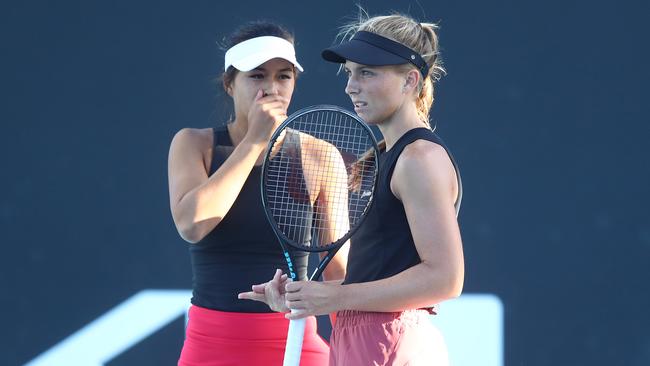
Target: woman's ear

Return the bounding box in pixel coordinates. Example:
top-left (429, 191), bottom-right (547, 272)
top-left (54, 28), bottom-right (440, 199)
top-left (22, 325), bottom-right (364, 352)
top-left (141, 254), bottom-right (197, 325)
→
top-left (223, 80), bottom-right (233, 97)
top-left (403, 69), bottom-right (421, 94)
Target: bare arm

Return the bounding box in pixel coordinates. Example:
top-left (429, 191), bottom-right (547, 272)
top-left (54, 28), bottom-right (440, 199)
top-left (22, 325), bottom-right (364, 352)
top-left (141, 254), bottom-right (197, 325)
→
top-left (315, 143), bottom-right (350, 282)
top-left (168, 91), bottom-right (288, 243)
top-left (285, 140), bottom-right (464, 317)
top-left (168, 129), bottom-right (265, 243)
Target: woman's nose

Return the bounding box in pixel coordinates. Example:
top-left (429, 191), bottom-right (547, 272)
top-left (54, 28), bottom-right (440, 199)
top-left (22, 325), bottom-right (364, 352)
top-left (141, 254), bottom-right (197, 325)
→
top-left (264, 81), bottom-right (280, 96)
top-left (345, 77), bottom-right (359, 95)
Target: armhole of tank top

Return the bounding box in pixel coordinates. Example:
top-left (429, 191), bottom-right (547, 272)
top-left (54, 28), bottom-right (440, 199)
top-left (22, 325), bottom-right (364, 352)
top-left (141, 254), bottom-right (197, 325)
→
top-left (386, 132), bottom-right (463, 215)
top-left (431, 132), bottom-right (463, 215)
top-left (282, 128), bottom-right (301, 155)
top-left (209, 126), bottom-right (236, 175)
top-left (216, 126), bottom-right (232, 146)
top-left (452, 161), bottom-right (463, 216)
top-left (432, 137), bottom-right (463, 216)
top-left (208, 127), bottom-right (220, 175)
top-left (384, 146), bottom-right (406, 203)
top-left (430, 137), bottom-right (463, 216)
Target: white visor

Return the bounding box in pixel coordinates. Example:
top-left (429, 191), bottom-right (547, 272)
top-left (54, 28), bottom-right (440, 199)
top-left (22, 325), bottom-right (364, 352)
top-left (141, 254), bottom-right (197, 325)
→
top-left (224, 36), bottom-right (304, 72)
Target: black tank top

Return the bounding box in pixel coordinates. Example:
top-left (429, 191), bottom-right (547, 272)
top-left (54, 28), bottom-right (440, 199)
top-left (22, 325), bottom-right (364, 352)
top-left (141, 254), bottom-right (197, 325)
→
top-left (188, 127), bottom-right (309, 312)
top-left (344, 127), bottom-right (462, 285)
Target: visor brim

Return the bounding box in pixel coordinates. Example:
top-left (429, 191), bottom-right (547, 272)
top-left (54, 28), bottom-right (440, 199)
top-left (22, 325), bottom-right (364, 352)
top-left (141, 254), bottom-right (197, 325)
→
top-left (322, 39), bottom-right (409, 66)
top-left (230, 53), bottom-right (304, 72)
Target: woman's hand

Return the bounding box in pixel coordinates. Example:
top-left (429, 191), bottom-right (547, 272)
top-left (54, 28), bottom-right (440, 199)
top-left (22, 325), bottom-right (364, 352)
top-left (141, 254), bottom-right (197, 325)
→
top-left (244, 90), bottom-right (289, 146)
top-left (238, 269), bottom-right (290, 312)
top-left (284, 280), bottom-right (344, 320)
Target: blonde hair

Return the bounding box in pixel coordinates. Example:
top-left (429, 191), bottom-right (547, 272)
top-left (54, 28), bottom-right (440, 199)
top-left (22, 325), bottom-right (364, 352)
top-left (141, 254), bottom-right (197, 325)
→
top-left (336, 10), bottom-right (445, 126)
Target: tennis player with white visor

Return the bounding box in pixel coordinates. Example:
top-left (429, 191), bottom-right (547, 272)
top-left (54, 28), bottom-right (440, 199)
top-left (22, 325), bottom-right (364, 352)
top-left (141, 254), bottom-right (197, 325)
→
top-left (169, 21), bottom-right (342, 365)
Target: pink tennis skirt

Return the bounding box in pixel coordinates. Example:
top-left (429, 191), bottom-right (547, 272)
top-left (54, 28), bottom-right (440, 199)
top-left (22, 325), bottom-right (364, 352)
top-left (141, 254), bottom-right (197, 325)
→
top-left (329, 309), bottom-right (449, 366)
top-left (178, 305), bottom-right (329, 366)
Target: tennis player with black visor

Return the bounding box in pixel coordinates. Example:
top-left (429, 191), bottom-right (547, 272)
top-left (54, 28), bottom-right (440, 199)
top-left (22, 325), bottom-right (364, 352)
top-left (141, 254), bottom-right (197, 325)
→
top-left (241, 11), bottom-right (465, 366)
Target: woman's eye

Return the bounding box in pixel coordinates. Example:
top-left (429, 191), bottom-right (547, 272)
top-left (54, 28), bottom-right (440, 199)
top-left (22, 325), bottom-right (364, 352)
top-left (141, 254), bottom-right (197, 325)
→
top-left (280, 74), bottom-right (293, 80)
top-left (250, 74), bottom-right (264, 79)
top-left (361, 70), bottom-right (373, 76)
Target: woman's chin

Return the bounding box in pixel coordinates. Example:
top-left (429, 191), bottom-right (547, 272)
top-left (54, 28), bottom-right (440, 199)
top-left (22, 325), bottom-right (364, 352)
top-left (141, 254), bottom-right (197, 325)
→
top-left (355, 110), bottom-right (372, 123)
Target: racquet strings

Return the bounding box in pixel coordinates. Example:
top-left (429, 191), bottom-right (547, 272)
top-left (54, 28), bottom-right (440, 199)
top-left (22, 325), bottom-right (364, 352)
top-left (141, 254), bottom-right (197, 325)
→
top-left (264, 110), bottom-right (377, 251)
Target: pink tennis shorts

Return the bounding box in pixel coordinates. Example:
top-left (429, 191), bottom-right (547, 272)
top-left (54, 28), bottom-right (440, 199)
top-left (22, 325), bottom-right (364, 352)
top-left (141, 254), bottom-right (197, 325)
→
top-left (329, 309), bottom-right (449, 366)
top-left (178, 305), bottom-right (329, 366)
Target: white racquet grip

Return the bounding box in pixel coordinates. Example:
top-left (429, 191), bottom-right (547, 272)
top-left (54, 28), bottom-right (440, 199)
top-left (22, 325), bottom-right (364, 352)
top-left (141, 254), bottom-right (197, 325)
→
top-left (283, 311), bottom-right (306, 366)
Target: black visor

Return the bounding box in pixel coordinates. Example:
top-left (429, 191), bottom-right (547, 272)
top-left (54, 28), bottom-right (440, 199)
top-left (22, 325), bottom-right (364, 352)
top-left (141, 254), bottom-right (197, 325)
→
top-left (322, 31), bottom-right (430, 77)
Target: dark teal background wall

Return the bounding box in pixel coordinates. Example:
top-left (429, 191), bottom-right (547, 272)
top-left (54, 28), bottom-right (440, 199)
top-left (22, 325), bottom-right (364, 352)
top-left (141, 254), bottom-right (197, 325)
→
top-left (1, 1), bottom-right (649, 364)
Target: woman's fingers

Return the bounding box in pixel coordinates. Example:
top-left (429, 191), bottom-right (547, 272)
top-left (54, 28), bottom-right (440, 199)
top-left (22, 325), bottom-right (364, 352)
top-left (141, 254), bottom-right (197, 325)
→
top-left (284, 287), bottom-right (307, 311)
top-left (237, 291), bottom-right (265, 302)
top-left (254, 89), bottom-right (264, 101)
top-left (285, 298), bottom-right (305, 309)
top-left (239, 270), bottom-right (295, 313)
top-left (271, 268), bottom-right (283, 282)
top-left (251, 283), bottom-right (267, 294)
top-left (285, 290), bottom-right (301, 301)
top-left (270, 270), bottom-right (290, 294)
top-left (257, 93), bottom-right (290, 106)
top-left (285, 280), bottom-right (304, 295)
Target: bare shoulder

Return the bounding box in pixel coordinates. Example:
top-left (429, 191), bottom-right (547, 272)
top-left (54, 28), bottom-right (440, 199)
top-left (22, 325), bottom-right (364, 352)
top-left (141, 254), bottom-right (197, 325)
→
top-left (170, 127), bottom-right (213, 151)
top-left (299, 132), bottom-right (342, 161)
top-left (400, 139), bottom-right (450, 166)
top-left (299, 132), bottom-right (335, 149)
top-left (168, 127), bottom-right (214, 173)
top-left (392, 139), bottom-right (457, 200)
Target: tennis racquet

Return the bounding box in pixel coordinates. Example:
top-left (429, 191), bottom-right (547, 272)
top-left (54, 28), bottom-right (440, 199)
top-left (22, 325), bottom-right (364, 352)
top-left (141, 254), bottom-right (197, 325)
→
top-left (261, 105), bottom-right (379, 366)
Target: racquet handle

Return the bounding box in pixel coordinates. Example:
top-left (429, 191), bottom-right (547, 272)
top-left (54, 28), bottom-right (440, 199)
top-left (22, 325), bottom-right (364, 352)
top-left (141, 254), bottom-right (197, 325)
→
top-left (283, 311), bottom-right (306, 366)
